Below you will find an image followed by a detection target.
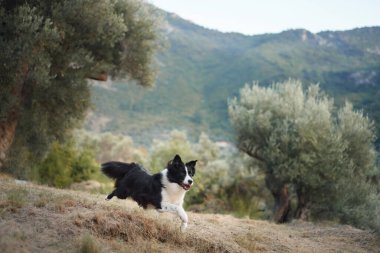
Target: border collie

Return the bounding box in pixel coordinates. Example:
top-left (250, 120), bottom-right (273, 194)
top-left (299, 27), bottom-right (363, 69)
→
top-left (101, 154), bottom-right (196, 231)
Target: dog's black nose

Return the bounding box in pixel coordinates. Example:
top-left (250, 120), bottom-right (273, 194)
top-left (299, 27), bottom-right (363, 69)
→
top-left (188, 179), bottom-right (193, 184)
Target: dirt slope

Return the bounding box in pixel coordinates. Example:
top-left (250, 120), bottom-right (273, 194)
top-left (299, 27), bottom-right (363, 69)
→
top-left (0, 176), bottom-right (379, 253)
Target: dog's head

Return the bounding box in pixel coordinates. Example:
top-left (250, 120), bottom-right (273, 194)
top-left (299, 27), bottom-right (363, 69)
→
top-left (167, 154), bottom-right (197, 191)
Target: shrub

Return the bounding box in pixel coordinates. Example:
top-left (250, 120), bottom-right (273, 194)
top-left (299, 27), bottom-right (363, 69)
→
top-left (37, 142), bottom-right (74, 188)
top-left (71, 146), bottom-right (98, 183)
top-left (149, 130), bottom-right (197, 172)
top-left (229, 80), bottom-right (380, 229)
top-left (37, 140), bottom-right (98, 188)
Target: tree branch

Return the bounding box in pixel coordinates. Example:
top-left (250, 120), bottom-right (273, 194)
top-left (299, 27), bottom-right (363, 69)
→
top-left (87, 73), bottom-right (108, 81)
top-left (239, 143), bottom-right (265, 162)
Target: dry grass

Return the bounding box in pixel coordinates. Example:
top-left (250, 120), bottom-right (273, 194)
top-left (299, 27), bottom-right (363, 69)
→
top-left (0, 175), bottom-right (379, 253)
top-left (78, 234), bottom-right (103, 253)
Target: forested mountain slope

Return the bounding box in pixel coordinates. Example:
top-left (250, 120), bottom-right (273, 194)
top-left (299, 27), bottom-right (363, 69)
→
top-left (88, 9), bottom-right (380, 144)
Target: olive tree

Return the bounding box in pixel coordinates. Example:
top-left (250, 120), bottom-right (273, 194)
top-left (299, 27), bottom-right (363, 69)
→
top-left (228, 80), bottom-right (379, 226)
top-left (0, 0), bottom-right (159, 175)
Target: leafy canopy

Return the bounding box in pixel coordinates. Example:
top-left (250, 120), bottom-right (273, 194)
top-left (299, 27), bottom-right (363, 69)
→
top-left (0, 0), bottom-right (159, 175)
top-left (229, 80), bottom-right (379, 228)
top-left (229, 80), bottom-right (376, 186)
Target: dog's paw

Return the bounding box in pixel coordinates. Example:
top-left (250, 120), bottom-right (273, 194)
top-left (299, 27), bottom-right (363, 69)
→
top-left (105, 197), bottom-right (110, 201)
top-left (180, 222), bottom-right (188, 231)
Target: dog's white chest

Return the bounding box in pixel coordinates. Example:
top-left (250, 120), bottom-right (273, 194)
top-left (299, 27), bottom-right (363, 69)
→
top-left (160, 169), bottom-right (187, 206)
top-left (161, 183), bottom-right (186, 206)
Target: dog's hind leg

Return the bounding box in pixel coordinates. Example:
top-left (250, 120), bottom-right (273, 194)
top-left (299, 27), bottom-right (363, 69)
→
top-left (106, 190), bottom-right (116, 200)
top-left (159, 202), bottom-right (188, 231)
top-left (105, 188), bottom-right (130, 200)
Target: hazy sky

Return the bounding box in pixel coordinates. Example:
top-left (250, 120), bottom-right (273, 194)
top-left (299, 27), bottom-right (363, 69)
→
top-left (149, 0), bottom-right (380, 35)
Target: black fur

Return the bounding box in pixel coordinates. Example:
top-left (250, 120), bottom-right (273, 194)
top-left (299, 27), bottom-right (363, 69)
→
top-left (101, 161), bottom-right (163, 209)
top-left (166, 155), bottom-right (196, 185)
top-left (101, 155), bottom-right (197, 211)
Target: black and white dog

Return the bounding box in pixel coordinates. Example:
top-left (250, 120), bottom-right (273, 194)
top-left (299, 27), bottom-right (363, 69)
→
top-left (101, 154), bottom-right (196, 230)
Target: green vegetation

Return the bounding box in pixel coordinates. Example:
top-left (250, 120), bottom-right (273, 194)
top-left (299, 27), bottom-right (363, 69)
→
top-left (88, 13), bottom-right (380, 144)
top-left (36, 141), bottom-right (98, 188)
top-left (0, 0), bottom-right (159, 176)
top-left (75, 129), bottom-right (269, 218)
top-left (1, 1), bottom-right (379, 236)
top-left (229, 80), bottom-right (380, 230)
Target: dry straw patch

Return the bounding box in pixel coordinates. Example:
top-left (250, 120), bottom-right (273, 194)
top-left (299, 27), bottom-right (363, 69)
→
top-left (0, 175), bottom-right (379, 253)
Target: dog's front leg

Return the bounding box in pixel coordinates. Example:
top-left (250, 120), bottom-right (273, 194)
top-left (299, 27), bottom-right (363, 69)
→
top-left (159, 202), bottom-right (188, 231)
top-left (178, 208), bottom-right (188, 231)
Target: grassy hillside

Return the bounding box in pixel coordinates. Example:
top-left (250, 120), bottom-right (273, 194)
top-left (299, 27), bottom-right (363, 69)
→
top-left (86, 8), bottom-right (380, 144)
top-left (1, 175), bottom-right (379, 253)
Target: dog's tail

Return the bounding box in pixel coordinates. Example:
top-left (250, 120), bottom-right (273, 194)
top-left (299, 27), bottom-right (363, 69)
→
top-left (101, 161), bottom-right (135, 180)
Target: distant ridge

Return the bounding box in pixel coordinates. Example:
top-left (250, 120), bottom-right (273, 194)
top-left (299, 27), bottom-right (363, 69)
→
top-left (87, 8), bottom-right (380, 145)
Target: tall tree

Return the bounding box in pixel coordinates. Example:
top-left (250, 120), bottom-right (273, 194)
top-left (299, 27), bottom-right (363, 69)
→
top-left (228, 80), bottom-right (378, 225)
top-left (0, 0), bottom-right (158, 174)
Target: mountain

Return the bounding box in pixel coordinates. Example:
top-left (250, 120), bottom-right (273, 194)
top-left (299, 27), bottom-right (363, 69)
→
top-left (87, 10), bottom-right (380, 144)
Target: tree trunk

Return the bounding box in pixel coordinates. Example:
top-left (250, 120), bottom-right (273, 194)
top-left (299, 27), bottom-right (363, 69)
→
top-left (0, 116), bottom-right (18, 168)
top-left (0, 64), bottom-right (29, 168)
top-left (295, 184), bottom-right (311, 221)
top-left (272, 184), bottom-right (291, 223)
top-left (265, 173), bottom-right (291, 223)
top-left (0, 66), bottom-right (108, 168)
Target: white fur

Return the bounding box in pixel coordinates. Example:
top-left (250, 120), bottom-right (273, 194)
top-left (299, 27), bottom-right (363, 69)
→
top-left (183, 166), bottom-right (193, 186)
top-left (159, 168), bottom-right (191, 231)
top-left (160, 169), bottom-right (187, 206)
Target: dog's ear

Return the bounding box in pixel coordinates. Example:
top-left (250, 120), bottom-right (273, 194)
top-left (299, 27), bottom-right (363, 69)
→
top-left (186, 160), bottom-right (197, 176)
top-left (173, 154), bottom-right (182, 164)
top-left (186, 160), bottom-right (197, 168)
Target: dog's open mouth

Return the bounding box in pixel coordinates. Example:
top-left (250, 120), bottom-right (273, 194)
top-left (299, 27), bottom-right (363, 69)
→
top-left (181, 183), bottom-right (191, 191)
